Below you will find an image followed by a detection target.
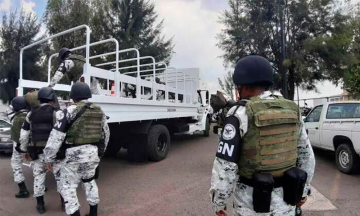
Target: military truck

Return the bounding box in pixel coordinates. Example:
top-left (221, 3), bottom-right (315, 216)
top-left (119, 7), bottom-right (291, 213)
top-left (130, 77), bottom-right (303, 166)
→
top-left (17, 25), bottom-right (211, 162)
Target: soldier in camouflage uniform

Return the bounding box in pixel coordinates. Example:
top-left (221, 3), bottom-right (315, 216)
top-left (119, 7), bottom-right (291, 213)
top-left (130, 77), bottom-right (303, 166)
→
top-left (44, 82), bottom-right (110, 216)
top-left (48, 47), bottom-right (75, 88)
top-left (19, 87), bottom-right (65, 214)
top-left (209, 56), bottom-right (315, 216)
top-left (48, 48), bottom-right (100, 95)
top-left (6, 97), bottom-right (30, 198)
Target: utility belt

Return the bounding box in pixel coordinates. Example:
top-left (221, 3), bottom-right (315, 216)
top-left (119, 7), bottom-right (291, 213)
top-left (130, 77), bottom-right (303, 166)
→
top-left (27, 146), bottom-right (44, 161)
top-left (239, 167), bottom-right (307, 213)
top-left (27, 145), bottom-right (67, 161)
top-left (66, 142), bottom-right (99, 148)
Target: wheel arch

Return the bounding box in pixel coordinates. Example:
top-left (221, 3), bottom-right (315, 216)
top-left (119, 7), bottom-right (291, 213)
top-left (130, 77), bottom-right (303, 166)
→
top-left (333, 135), bottom-right (353, 150)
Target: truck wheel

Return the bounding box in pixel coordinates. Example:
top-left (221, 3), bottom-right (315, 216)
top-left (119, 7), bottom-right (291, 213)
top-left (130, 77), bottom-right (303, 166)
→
top-left (335, 143), bottom-right (360, 174)
top-left (203, 117), bottom-right (210, 137)
top-left (148, 125), bottom-right (170, 161)
top-left (104, 141), bottom-right (122, 157)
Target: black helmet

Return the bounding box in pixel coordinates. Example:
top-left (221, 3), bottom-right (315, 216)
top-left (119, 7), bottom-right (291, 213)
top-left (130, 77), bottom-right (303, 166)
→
top-left (38, 87), bottom-right (55, 101)
top-left (70, 82), bottom-right (92, 100)
top-left (59, 47), bottom-right (71, 60)
top-left (233, 55), bottom-right (273, 87)
top-left (226, 99), bottom-right (237, 108)
top-left (11, 96), bottom-right (28, 112)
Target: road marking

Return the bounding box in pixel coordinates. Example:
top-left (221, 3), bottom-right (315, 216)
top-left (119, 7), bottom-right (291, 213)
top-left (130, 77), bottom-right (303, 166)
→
top-left (302, 186), bottom-right (337, 211)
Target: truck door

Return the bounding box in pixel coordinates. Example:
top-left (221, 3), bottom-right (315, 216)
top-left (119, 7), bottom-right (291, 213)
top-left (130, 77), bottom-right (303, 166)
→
top-left (305, 105), bottom-right (323, 147)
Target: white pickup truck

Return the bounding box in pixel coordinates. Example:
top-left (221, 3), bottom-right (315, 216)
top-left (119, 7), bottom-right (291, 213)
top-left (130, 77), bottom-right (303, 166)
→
top-left (304, 101), bottom-right (360, 174)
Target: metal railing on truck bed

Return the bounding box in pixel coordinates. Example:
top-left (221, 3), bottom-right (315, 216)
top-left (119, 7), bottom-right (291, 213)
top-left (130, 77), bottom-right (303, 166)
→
top-left (18, 25), bottom-right (202, 123)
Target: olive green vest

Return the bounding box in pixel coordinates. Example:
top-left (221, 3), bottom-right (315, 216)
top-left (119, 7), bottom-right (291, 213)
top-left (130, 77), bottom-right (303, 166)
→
top-left (238, 96), bottom-right (300, 179)
top-left (10, 112), bottom-right (27, 143)
top-left (66, 102), bottom-right (103, 145)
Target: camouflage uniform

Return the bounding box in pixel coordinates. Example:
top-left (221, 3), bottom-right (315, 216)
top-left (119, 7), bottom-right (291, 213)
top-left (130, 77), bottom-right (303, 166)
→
top-left (50, 66), bottom-right (100, 95)
top-left (209, 92), bottom-right (316, 216)
top-left (6, 105), bottom-right (26, 184)
top-left (19, 104), bottom-right (64, 197)
top-left (44, 100), bottom-right (110, 215)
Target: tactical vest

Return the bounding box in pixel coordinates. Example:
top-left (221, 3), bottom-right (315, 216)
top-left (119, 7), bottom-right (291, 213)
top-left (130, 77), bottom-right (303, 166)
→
top-left (10, 112), bottom-right (28, 143)
top-left (66, 102), bottom-right (103, 145)
top-left (237, 96), bottom-right (300, 179)
top-left (30, 105), bottom-right (55, 147)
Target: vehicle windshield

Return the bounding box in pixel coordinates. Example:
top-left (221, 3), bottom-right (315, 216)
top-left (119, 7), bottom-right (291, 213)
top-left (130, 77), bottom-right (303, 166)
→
top-left (0, 120), bottom-right (11, 129)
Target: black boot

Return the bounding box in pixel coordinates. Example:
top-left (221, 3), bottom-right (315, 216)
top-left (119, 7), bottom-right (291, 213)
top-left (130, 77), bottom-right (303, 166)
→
top-left (60, 194), bottom-right (65, 212)
top-left (15, 182), bottom-right (30, 198)
top-left (36, 196), bottom-right (46, 214)
top-left (71, 210), bottom-right (81, 216)
top-left (85, 205), bottom-right (98, 216)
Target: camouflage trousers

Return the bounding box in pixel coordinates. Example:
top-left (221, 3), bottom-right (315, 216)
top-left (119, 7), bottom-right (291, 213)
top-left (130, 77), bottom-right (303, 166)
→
top-left (32, 154), bottom-right (63, 197)
top-left (60, 160), bottom-right (100, 215)
top-left (233, 182), bottom-right (295, 216)
top-left (10, 142), bottom-right (25, 183)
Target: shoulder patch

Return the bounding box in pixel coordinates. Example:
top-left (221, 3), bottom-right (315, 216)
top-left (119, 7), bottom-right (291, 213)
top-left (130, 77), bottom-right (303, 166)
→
top-left (216, 115), bottom-right (242, 163)
top-left (56, 111), bottom-right (65, 120)
top-left (222, 124), bottom-right (236, 140)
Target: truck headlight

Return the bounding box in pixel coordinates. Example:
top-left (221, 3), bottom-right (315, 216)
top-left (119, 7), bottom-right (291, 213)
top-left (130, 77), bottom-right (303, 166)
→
top-left (0, 137), bottom-right (11, 142)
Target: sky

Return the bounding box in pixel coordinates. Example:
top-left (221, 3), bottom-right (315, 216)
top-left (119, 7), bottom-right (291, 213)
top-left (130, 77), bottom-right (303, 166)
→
top-left (2, 0), bottom-right (360, 104)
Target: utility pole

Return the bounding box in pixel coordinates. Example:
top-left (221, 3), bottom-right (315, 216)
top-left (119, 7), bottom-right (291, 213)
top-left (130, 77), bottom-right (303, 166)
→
top-left (279, 0), bottom-right (288, 99)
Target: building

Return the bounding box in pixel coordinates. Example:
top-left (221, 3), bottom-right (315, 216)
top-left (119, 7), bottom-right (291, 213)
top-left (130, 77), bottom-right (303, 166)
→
top-left (313, 90), bottom-right (355, 107)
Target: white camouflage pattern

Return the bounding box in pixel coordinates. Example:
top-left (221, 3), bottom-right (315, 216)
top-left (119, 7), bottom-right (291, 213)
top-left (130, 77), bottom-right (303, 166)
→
top-left (18, 104), bottom-right (64, 197)
top-left (49, 59), bottom-right (74, 87)
top-left (6, 106), bottom-right (26, 184)
top-left (32, 154), bottom-right (47, 197)
top-left (11, 142), bottom-right (25, 183)
top-left (210, 92), bottom-right (316, 216)
top-left (50, 70), bottom-right (64, 87)
top-left (43, 100), bottom-right (110, 215)
top-left (90, 77), bottom-right (100, 95)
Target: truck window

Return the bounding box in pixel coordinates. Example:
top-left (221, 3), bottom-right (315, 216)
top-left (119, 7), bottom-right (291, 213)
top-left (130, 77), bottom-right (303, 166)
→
top-left (306, 105), bottom-right (323, 122)
top-left (326, 103), bottom-right (360, 119)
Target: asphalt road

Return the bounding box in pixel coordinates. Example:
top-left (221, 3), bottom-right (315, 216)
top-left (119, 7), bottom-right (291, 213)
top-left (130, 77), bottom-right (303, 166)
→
top-left (0, 131), bottom-right (360, 216)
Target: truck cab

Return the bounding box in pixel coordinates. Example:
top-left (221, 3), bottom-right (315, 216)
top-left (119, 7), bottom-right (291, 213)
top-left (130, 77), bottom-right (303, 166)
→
top-left (304, 101), bottom-right (360, 174)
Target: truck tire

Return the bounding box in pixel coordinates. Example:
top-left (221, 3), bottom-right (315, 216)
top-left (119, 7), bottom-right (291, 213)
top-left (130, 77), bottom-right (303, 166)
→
top-left (203, 117), bottom-right (210, 137)
top-left (104, 140), bottom-right (122, 157)
top-left (148, 125), bottom-right (170, 161)
top-left (335, 143), bottom-right (360, 174)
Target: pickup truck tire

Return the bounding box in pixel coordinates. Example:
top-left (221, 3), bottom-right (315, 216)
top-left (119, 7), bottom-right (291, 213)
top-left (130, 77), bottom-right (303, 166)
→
top-left (148, 125), bottom-right (170, 162)
top-left (203, 117), bottom-right (210, 137)
top-left (335, 143), bottom-right (360, 174)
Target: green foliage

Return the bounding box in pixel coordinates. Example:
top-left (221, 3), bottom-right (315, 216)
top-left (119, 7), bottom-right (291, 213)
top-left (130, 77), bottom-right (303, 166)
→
top-left (218, 0), bottom-right (359, 99)
top-left (44, 0), bottom-right (173, 80)
top-left (218, 71), bottom-right (234, 100)
top-left (0, 11), bottom-right (44, 103)
top-left (341, 7), bottom-right (360, 98)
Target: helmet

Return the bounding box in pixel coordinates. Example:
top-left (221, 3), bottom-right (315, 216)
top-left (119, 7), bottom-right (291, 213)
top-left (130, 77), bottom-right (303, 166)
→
top-left (232, 55), bottom-right (273, 87)
top-left (11, 96), bottom-right (28, 112)
top-left (38, 87), bottom-right (55, 101)
top-left (70, 82), bottom-right (92, 100)
top-left (59, 47), bottom-right (71, 60)
top-left (226, 99), bottom-right (237, 108)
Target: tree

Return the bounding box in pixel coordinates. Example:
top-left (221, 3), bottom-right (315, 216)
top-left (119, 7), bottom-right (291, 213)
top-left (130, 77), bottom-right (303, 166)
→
top-left (218, 71), bottom-right (235, 100)
top-left (0, 11), bottom-right (44, 103)
top-left (109, 0), bottom-right (173, 65)
top-left (341, 5), bottom-right (360, 98)
top-left (218, 0), bottom-right (358, 99)
top-left (44, 0), bottom-right (173, 80)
